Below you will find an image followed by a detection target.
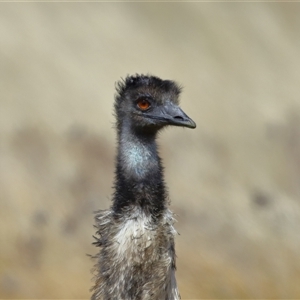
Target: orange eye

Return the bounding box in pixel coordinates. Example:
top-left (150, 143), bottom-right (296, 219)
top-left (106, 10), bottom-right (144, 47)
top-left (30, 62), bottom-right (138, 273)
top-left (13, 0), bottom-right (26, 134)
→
top-left (137, 99), bottom-right (151, 111)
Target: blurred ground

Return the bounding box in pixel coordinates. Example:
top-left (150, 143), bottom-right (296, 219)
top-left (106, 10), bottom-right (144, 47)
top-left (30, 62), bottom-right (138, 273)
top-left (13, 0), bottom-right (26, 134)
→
top-left (1, 2), bottom-right (300, 299)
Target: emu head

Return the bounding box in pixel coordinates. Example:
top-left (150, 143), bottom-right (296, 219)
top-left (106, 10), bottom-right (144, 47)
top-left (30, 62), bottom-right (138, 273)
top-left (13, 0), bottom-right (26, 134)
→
top-left (114, 74), bottom-right (196, 134)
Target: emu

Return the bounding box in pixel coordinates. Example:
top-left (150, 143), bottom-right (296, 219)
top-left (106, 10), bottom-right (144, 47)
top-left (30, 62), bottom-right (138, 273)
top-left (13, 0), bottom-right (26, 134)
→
top-left (92, 74), bottom-right (196, 300)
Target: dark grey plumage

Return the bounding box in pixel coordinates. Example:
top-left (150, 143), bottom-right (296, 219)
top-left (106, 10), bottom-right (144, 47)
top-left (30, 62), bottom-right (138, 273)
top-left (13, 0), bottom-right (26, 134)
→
top-left (91, 75), bottom-right (196, 300)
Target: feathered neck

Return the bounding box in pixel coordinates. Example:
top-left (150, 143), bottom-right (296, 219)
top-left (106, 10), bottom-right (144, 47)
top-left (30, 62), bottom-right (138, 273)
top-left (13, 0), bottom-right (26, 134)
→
top-left (112, 120), bottom-right (167, 219)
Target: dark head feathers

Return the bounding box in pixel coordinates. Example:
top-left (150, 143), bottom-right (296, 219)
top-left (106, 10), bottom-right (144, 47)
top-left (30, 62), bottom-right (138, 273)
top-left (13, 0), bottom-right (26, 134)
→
top-left (115, 74), bottom-right (182, 103)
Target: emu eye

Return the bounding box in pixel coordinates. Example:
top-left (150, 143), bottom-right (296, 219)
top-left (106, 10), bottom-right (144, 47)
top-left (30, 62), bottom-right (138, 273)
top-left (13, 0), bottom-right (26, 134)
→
top-left (137, 99), bottom-right (151, 111)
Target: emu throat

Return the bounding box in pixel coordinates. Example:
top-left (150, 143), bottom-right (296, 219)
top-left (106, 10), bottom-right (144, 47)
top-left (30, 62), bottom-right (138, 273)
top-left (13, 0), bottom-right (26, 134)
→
top-left (113, 127), bottom-right (166, 217)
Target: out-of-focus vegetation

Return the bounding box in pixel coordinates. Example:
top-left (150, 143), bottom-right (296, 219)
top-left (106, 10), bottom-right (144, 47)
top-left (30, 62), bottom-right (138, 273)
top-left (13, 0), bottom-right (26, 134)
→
top-left (1, 3), bottom-right (300, 299)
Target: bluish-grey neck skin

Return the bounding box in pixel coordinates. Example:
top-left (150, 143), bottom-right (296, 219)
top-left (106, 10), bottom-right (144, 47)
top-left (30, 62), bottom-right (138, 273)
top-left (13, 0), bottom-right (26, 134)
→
top-left (112, 118), bottom-right (167, 219)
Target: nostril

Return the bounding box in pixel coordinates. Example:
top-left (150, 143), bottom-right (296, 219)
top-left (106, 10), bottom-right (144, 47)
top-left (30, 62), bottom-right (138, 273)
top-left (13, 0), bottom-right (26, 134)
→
top-left (174, 116), bottom-right (184, 121)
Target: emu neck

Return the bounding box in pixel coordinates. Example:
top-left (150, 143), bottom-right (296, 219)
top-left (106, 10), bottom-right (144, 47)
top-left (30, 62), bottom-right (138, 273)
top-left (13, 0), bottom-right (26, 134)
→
top-left (113, 124), bottom-right (166, 218)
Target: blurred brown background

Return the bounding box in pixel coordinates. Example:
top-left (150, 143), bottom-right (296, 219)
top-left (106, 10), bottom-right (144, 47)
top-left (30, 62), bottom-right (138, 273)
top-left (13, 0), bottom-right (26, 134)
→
top-left (1, 2), bottom-right (300, 299)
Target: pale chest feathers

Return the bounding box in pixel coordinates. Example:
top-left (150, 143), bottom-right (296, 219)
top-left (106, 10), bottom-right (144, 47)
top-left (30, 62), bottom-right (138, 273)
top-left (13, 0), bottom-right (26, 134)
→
top-left (114, 214), bottom-right (154, 262)
top-left (94, 210), bottom-right (180, 300)
top-left (97, 209), bottom-right (177, 266)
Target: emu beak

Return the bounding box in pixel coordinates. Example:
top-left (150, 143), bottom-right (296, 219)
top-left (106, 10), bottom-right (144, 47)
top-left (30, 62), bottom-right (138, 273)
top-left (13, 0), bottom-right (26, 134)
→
top-left (164, 102), bottom-right (196, 129)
